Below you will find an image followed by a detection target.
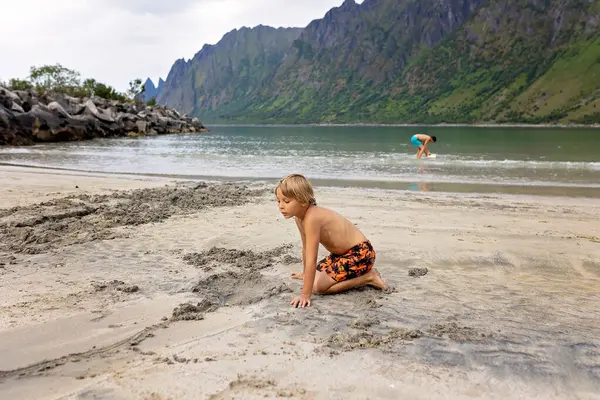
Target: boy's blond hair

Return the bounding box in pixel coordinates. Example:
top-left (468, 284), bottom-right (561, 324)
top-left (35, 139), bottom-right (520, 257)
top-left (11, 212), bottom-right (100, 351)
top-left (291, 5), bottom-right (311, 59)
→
top-left (275, 174), bottom-right (317, 206)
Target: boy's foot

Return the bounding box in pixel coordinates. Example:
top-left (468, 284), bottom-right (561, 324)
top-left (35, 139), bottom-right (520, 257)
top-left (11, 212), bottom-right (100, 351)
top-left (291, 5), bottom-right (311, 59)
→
top-left (366, 268), bottom-right (388, 291)
top-left (291, 272), bottom-right (304, 280)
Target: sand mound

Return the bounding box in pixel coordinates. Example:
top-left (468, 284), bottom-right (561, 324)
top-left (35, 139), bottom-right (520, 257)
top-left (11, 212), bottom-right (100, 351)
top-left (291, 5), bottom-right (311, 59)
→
top-left (182, 244), bottom-right (295, 271)
top-left (0, 183), bottom-right (266, 254)
top-left (327, 328), bottom-right (423, 351)
top-left (191, 270), bottom-right (293, 308)
top-left (427, 322), bottom-right (491, 341)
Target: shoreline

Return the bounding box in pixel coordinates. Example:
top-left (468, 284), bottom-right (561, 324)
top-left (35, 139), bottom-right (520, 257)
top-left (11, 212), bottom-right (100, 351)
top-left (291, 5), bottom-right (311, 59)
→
top-left (206, 122), bottom-right (600, 129)
top-left (3, 163), bottom-right (600, 199)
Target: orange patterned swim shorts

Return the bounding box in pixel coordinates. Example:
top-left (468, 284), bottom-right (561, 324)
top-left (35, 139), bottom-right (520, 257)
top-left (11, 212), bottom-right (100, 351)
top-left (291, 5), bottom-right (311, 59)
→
top-left (316, 240), bottom-right (376, 282)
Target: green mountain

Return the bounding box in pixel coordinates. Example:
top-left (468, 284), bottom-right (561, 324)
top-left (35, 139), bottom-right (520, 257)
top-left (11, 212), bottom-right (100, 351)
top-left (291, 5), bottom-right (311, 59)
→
top-left (158, 0), bottom-right (600, 125)
top-left (156, 25), bottom-right (302, 117)
top-left (383, 0), bottom-right (600, 124)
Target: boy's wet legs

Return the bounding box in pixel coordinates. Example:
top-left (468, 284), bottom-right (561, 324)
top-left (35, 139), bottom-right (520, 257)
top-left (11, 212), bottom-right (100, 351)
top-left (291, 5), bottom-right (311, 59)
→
top-left (312, 269), bottom-right (387, 294)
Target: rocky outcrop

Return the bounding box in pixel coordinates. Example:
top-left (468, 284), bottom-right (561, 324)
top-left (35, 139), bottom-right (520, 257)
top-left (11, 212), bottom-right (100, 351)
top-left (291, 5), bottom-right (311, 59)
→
top-left (0, 87), bottom-right (208, 146)
top-left (156, 26), bottom-right (303, 117)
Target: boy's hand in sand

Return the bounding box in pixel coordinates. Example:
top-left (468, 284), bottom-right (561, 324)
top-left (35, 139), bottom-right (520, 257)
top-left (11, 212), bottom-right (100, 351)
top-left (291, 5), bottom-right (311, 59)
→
top-left (291, 272), bottom-right (304, 280)
top-left (291, 294), bottom-right (311, 308)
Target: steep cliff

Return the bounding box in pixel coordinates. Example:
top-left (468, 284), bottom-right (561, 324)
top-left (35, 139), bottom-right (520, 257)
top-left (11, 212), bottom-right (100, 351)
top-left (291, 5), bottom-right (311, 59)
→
top-left (238, 0), bottom-right (487, 123)
top-left (156, 25), bottom-right (302, 117)
top-left (141, 77), bottom-right (166, 102)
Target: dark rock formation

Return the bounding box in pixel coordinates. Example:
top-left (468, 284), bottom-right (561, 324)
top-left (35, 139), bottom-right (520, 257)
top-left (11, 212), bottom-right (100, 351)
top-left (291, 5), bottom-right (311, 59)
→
top-left (0, 87), bottom-right (208, 146)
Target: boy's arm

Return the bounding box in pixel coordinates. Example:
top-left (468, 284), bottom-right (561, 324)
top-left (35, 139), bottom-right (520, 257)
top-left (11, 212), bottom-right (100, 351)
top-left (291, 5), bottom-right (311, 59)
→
top-left (293, 218), bottom-right (307, 279)
top-left (423, 138), bottom-right (431, 154)
top-left (301, 218), bottom-right (320, 296)
top-left (291, 216), bottom-right (320, 307)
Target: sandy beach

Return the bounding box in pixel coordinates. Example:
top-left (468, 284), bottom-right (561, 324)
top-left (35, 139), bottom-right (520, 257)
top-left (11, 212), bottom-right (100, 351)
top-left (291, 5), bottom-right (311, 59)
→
top-left (1, 166), bottom-right (599, 400)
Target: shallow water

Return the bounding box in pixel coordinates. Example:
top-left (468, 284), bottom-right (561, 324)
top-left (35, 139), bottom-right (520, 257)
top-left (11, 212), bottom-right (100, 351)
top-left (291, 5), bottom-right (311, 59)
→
top-left (1, 125), bottom-right (599, 196)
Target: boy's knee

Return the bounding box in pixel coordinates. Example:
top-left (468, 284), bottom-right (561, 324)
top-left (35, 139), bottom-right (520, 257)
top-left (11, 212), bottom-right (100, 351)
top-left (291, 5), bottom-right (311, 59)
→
top-left (313, 271), bottom-right (335, 294)
top-left (312, 286), bottom-right (326, 295)
top-left (312, 282), bottom-right (329, 295)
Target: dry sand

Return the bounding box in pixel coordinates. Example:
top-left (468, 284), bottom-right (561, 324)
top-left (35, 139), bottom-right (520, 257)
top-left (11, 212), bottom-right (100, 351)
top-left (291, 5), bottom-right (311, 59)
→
top-left (1, 166), bottom-right (599, 400)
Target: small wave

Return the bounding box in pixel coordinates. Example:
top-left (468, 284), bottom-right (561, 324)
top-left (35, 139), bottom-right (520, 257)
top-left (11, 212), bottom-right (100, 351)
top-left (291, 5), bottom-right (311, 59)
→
top-left (429, 158), bottom-right (600, 171)
top-left (2, 144), bottom-right (597, 171)
top-left (3, 161), bottom-right (600, 191)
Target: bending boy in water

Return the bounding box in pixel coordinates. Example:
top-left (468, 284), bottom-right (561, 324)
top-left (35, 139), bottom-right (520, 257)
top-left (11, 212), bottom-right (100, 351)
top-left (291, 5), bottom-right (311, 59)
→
top-left (410, 133), bottom-right (437, 159)
top-left (275, 174), bottom-right (388, 308)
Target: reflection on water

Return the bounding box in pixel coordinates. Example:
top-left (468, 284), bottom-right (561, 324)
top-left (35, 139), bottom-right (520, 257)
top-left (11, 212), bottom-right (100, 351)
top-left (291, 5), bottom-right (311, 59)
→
top-left (408, 183), bottom-right (431, 192)
top-left (409, 164), bottom-right (432, 192)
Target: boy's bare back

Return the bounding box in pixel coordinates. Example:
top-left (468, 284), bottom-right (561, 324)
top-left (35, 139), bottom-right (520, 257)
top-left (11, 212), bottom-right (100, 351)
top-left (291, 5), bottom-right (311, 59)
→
top-left (296, 206), bottom-right (367, 255)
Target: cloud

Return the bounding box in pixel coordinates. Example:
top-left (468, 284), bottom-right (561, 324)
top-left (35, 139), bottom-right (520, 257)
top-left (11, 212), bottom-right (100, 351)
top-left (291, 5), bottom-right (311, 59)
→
top-left (0, 0), bottom-right (360, 92)
top-left (103, 0), bottom-right (200, 15)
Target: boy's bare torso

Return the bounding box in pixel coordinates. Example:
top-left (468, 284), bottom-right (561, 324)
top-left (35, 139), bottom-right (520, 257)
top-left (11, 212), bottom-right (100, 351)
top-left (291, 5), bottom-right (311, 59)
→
top-left (296, 206), bottom-right (367, 255)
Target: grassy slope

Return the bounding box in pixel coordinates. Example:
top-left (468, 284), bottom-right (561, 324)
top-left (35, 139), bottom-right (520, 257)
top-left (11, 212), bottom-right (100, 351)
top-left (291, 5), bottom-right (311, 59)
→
top-left (510, 38), bottom-right (600, 123)
top-left (197, 0), bottom-right (600, 125)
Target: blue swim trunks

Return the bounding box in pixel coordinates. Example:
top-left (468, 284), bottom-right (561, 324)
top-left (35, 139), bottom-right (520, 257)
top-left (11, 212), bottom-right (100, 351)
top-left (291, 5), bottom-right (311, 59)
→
top-left (410, 135), bottom-right (422, 147)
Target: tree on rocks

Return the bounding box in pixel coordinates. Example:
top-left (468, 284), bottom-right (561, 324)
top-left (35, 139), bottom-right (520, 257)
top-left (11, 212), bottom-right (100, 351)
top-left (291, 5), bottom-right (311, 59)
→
top-left (84, 78), bottom-right (126, 102)
top-left (29, 64), bottom-right (81, 94)
top-left (7, 79), bottom-right (33, 91)
top-left (127, 78), bottom-right (144, 101)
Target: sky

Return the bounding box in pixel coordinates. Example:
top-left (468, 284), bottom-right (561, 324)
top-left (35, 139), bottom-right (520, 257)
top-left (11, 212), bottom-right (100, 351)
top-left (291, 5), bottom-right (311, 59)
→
top-left (0, 0), bottom-right (361, 92)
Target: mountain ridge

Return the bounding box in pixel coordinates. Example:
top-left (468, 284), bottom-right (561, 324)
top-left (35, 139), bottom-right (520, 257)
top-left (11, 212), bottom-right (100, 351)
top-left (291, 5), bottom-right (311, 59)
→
top-left (154, 0), bottom-right (600, 125)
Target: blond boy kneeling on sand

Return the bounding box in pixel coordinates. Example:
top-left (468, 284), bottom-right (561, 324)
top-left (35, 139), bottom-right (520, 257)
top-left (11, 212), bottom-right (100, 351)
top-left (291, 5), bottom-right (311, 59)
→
top-left (275, 174), bottom-right (388, 308)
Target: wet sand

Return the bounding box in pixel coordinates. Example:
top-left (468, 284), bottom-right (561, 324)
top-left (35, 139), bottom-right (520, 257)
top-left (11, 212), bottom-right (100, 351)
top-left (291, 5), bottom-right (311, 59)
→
top-left (1, 167), bottom-right (600, 399)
